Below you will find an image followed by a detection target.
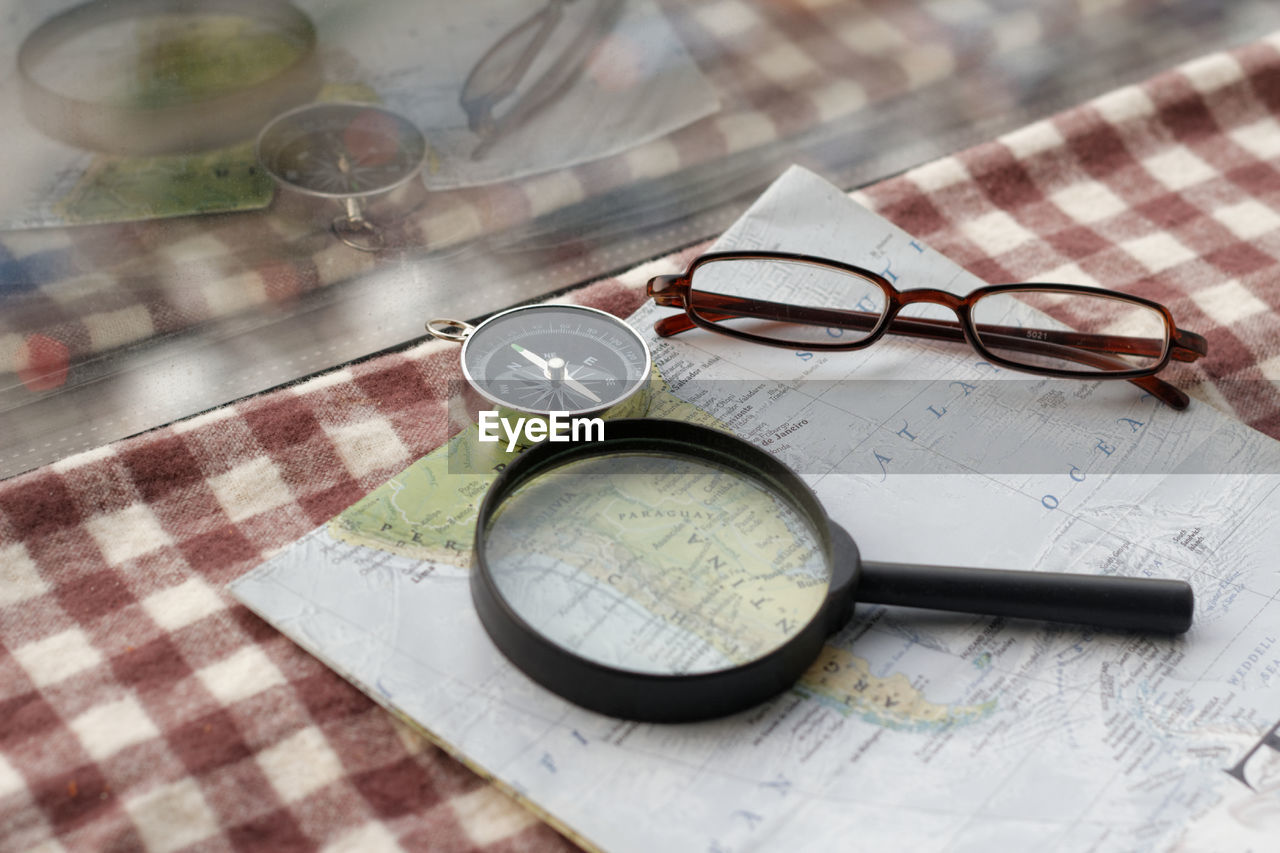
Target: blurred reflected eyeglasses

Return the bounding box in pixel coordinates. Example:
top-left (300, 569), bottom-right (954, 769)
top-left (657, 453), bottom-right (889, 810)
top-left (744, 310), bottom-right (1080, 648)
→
top-left (646, 251), bottom-right (1208, 410)
top-left (461, 0), bottom-right (623, 159)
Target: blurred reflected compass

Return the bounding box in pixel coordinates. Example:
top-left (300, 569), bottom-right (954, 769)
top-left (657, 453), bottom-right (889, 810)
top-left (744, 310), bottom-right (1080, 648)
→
top-left (256, 102), bottom-right (427, 250)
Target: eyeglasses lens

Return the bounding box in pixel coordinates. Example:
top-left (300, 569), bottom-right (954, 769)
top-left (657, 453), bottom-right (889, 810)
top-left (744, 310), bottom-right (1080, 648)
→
top-left (970, 290), bottom-right (1170, 374)
top-left (688, 258), bottom-right (889, 345)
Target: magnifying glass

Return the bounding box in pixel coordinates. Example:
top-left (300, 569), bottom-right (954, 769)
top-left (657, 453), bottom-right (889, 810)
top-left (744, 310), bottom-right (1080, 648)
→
top-left (472, 419), bottom-right (1194, 722)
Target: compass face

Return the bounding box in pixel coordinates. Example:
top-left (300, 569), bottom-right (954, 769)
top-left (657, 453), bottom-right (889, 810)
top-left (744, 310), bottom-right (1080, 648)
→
top-left (256, 102), bottom-right (426, 198)
top-left (461, 305), bottom-right (651, 417)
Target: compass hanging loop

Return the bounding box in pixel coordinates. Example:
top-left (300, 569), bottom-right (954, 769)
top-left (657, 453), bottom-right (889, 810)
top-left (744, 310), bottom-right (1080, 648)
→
top-left (332, 213), bottom-right (384, 253)
top-left (427, 318), bottom-right (476, 343)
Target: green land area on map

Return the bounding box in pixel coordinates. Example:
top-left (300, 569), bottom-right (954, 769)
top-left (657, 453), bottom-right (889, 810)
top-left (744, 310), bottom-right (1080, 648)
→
top-left (55, 143), bottom-right (274, 222)
top-left (797, 645), bottom-right (995, 729)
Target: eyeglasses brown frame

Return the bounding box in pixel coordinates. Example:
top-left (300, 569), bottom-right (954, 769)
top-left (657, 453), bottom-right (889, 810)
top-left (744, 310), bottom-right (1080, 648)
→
top-left (647, 251), bottom-right (1208, 410)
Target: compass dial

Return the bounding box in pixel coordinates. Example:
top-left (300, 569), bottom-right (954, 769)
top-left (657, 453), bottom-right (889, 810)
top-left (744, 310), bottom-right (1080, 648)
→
top-left (460, 304), bottom-right (651, 418)
top-left (256, 102), bottom-right (427, 198)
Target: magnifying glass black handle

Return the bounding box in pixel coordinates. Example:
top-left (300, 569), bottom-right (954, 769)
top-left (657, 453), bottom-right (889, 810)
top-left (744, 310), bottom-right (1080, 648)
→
top-left (858, 560), bottom-right (1194, 634)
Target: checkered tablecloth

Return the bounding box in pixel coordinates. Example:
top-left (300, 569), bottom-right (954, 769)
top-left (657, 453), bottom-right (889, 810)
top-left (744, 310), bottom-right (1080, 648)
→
top-left (2, 0), bottom-right (1194, 384)
top-left (5, 29), bottom-right (1280, 853)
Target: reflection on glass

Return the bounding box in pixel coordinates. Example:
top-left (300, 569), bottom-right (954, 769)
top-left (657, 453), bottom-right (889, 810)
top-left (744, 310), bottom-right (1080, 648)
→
top-left (461, 0), bottom-right (625, 158)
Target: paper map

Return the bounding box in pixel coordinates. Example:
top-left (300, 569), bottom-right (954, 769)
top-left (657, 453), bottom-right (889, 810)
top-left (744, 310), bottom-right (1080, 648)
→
top-left (231, 166), bottom-right (1280, 852)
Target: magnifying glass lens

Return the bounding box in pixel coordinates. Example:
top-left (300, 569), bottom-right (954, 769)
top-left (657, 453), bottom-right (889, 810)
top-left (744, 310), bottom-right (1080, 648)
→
top-left (482, 451), bottom-right (831, 676)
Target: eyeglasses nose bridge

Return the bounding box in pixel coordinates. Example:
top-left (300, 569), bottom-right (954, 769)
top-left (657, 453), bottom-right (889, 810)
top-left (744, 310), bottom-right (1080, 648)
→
top-left (892, 287), bottom-right (966, 317)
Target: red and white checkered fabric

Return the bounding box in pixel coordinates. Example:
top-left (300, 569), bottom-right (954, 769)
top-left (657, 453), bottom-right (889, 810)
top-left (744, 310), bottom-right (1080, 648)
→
top-left (6, 31), bottom-right (1280, 853)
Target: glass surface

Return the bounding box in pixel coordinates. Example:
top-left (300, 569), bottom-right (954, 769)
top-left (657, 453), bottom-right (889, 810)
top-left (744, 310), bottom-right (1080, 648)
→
top-left (4, 0), bottom-right (1280, 477)
top-left (482, 451), bottom-right (831, 675)
top-left (972, 289), bottom-right (1170, 373)
top-left (689, 257), bottom-right (888, 345)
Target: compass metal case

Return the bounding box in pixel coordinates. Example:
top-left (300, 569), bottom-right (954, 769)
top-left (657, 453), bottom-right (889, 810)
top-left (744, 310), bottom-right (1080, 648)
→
top-left (429, 304), bottom-right (652, 421)
top-left (256, 101), bottom-right (427, 250)
top-left (256, 102), bottom-right (426, 197)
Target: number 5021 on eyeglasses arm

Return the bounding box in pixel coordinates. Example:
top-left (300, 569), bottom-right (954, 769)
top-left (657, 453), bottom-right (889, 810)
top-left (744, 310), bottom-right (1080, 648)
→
top-left (647, 251), bottom-right (1208, 410)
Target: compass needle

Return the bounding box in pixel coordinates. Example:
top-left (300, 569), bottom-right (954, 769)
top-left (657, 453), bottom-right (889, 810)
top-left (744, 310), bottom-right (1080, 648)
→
top-left (564, 375), bottom-right (602, 404)
top-left (511, 343), bottom-right (549, 370)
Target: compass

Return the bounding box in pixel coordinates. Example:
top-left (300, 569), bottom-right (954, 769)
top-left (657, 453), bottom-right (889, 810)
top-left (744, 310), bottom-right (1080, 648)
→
top-left (428, 304), bottom-right (651, 420)
top-left (256, 101), bottom-right (427, 250)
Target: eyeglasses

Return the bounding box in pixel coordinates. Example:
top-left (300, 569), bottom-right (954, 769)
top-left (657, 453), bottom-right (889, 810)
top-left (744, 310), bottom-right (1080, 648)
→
top-left (461, 0), bottom-right (624, 159)
top-left (646, 251), bottom-right (1208, 410)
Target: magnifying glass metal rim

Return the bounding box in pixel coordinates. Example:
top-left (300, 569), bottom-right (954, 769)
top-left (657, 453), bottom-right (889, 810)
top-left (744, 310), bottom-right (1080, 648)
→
top-left (472, 418), bottom-right (859, 722)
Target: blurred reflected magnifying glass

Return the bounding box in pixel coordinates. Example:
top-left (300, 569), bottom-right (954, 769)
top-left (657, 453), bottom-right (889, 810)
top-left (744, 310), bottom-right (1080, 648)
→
top-left (472, 419), bottom-right (1194, 722)
top-left (18, 0), bottom-right (320, 155)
